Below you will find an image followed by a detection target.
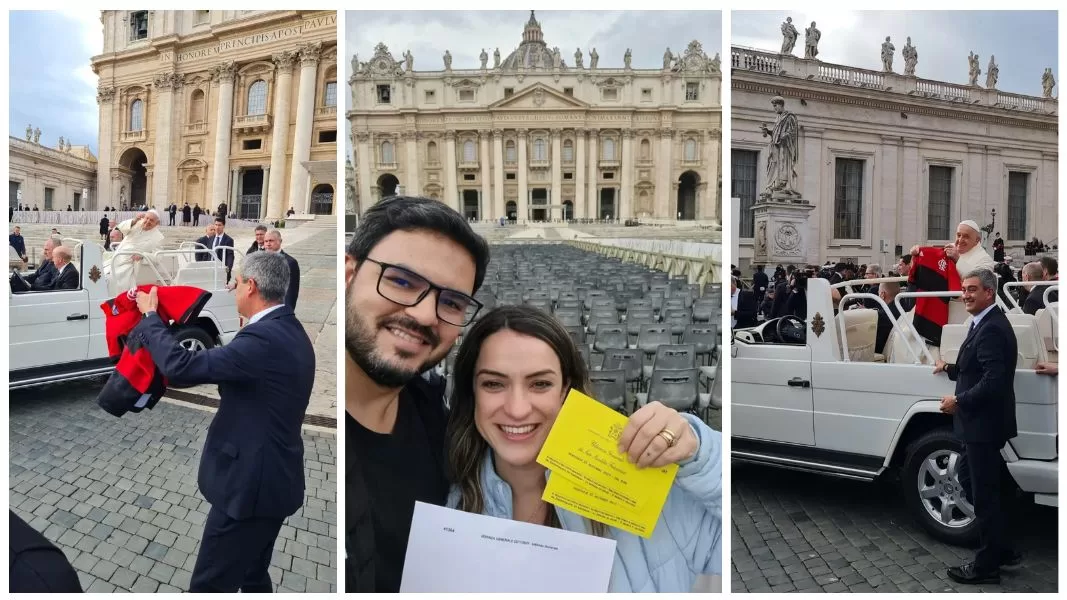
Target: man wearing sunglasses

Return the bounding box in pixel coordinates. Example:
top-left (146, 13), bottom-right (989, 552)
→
top-left (344, 196), bottom-right (490, 593)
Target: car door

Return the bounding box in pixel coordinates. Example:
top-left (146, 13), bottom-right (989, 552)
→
top-left (9, 288), bottom-right (92, 371)
top-left (732, 342), bottom-right (816, 445)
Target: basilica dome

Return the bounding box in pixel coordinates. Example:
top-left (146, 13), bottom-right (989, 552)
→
top-left (500, 11), bottom-right (566, 71)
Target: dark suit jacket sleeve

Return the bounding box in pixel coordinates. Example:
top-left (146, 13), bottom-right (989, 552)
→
top-left (133, 313), bottom-right (265, 385)
top-left (224, 236), bottom-right (235, 269)
top-left (286, 255), bottom-right (300, 310)
top-left (954, 325), bottom-right (1012, 411)
top-left (53, 267), bottom-right (79, 290)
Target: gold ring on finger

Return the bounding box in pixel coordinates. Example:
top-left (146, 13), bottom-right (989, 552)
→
top-left (657, 428), bottom-right (678, 448)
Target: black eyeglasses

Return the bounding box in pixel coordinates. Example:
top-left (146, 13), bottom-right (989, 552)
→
top-left (362, 257), bottom-right (482, 326)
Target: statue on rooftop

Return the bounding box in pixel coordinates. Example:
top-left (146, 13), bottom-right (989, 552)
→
top-left (881, 36), bottom-right (895, 72)
top-left (968, 51), bottom-right (981, 86)
top-left (804, 22), bottom-right (821, 59)
top-left (902, 37), bottom-right (918, 76)
top-left (1042, 68), bottom-right (1056, 98)
top-left (985, 55), bottom-right (999, 89)
top-left (780, 17), bottom-right (798, 54)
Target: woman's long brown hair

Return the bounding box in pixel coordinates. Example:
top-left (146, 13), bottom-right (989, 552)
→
top-left (445, 305), bottom-right (606, 535)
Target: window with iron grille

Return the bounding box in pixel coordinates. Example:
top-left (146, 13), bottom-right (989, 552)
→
top-left (834, 158), bottom-right (864, 239)
top-left (685, 82), bottom-right (699, 101)
top-left (1008, 171), bottom-right (1029, 240)
top-left (324, 81), bottom-right (337, 107)
top-left (129, 11), bottom-right (148, 41)
top-left (731, 149), bottom-right (757, 238)
top-left (927, 165), bottom-right (953, 240)
top-left (129, 99), bottom-right (144, 131)
top-left (247, 80), bottom-right (267, 115)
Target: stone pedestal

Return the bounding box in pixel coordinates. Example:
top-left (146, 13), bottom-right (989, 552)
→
top-left (751, 197), bottom-right (816, 266)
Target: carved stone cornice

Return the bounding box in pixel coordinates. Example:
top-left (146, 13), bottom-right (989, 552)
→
top-left (97, 86), bottom-right (116, 104)
top-left (154, 72), bottom-right (184, 91)
top-left (298, 42), bottom-right (323, 67)
top-left (272, 51), bottom-right (297, 74)
top-left (211, 60), bottom-right (237, 84)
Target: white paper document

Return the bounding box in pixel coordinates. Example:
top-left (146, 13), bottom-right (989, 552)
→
top-left (399, 501), bottom-right (618, 592)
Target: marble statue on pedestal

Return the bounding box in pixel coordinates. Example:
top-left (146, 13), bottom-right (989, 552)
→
top-left (57, 136), bottom-right (64, 150)
top-left (881, 36), bottom-right (895, 72)
top-left (624, 48), bottom-right (632, 69)
top-left (663, 47), bottom-right (673, 69)
top-left (903, 37), bottom-right (918, 76)
top-left (759, 96), bottom-right (800, 199)
top-left (780, 17), bottom-right (798, 54)
top-left (404, 50), bottom-right (413, 72)
top-left (804, 22), bottom-right (821, 59)
top-left (1042, 68), bottom-right (1056, 98)
top-left (493, 48), bottom-right (501, 68)
top-left (33, 128), bottom-right (40, 144)
top-left (985, 55), bottom-right (998, 89)
top-left (590, 48), bottom-right (598, 69)
top-left (443, 50), bottom-right (452, 71)
top-left (574, 47), bottom-right (583, 68)
top-left (25, 124), bottom-right (32, 141)
top-left (479, 48), bottom-right (488, 69)
top-left (968, 51), bottom-right (981, 86)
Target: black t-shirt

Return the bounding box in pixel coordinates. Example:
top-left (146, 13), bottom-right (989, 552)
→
top-left (348, 381), bottom-right (449, 593)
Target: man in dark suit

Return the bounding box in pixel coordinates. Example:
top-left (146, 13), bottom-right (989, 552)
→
top-left (13, 237), bottom-right (60, 292)
top-left (933, 268), bottom-right (1020, 584)
top-left (47, 246), bottom-right (79, 290)
top-left (10, 225), bottom-right (27, 262)
top-left (132, 251), bottom-right (314, 592)
top-left (752, 264), bottom-right (769, 311)
top-left (247, 224), bottom-right (267, 255)
top-left (731, 277), bottom-right (758, 329)
top-left (210, 218), bottom-right (235, 281)
top-left (194, 223), bottom-right (215, 262)
top-left (263, 229), bottom-right (300, 310)
top-left (168, 203), bottom-right (178, 226)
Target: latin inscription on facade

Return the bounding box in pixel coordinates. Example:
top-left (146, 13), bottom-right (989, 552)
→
top-left (159, 13), bottom-right (336, 63)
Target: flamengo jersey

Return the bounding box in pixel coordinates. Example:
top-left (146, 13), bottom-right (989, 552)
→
top-left (909, 247), bottom-right (961, 346)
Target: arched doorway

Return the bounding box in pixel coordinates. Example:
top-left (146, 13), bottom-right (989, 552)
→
top-left (562, 200), bottom-right (573, 221)
top-left (505, 200), bottom-right (517, 222)
top-left (118, 147), bottom-right (148, 208)
top-left (377, 173), bottom-right (399, 200)
top-left (311, 184), bottom-right (334, 215)
top-left (677, 171), bottom-right (699, 220)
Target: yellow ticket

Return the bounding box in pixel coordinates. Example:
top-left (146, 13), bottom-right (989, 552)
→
top-left (536, 389), bottom-right (677, 536)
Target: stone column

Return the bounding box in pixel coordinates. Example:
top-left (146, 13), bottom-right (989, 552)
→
top-left (704, 128), bottom-right (720, 222)
top-left (230, 168), bottom-right (240, 211)
top-left (479, 130), bottom-right (491, 220)
top-left (517, 129), bottom-right (529, 223)
top-left (900, 138), bottom-right (922, 251)
top-left (444, 130), bottom-right (459, 211)
top-left (620, 129), bottom-right (634, 219)
top-left (96, 86), bottom-right (117, 208)
top-left (656, 128), bottom-right (673, 218)
top-left (587, 132), bottom-right (598, 218)
top-left (550, 129), bottom-right (562, 220)
top-left (145, 167), bottom-right (154, 207)
top-left (266, 50), bottom-right (295, 219)
top-left (210, 61), bottom-right (237, 211)
top-left (802, 127), bottom-right (824, 262)
top-left (878, 136), bottom-right (900, 262)
top-left (356, 132), bottom-right (373, 209)
top-left (492, 129), bottom-right (505, 219)
top-left (285, 42), bottom-right (322, 217)
top-left (1038, 151), bottom-right (1057, 243)
top-left (152, 72), bottom-right (179, 209)
top-left (965, 144), bottom-right (986, 223)
top-left (404, 131), bottom-right (420, 197)
top-left (575, 128), bottom-right (586, 219)
top-left (262, 165), bottom-right (271, 210)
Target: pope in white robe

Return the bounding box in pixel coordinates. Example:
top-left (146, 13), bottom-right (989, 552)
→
top-left (912, 220), bottom-right (995, 281)
top-left (109, 210), bottom-right (164, 291)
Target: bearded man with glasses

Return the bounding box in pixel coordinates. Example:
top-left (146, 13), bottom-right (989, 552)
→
top-left (344, 196), bottom-right (490, 593)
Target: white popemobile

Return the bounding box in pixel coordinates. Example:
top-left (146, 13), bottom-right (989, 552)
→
top-left (732, 275), bottom-right (1058, 545)
top-left (9, 239), bottom-right (242, 389)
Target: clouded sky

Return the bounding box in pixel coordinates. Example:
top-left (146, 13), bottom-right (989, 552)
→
top-left (9, 10), bottom-right (102, 155)
top-left (345, 10), bottom-right (722, 159)
top-left (733, 11), bottom-right (1057, 98)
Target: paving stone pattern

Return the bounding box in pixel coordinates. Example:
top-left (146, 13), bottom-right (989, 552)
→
top-left (9, 380), bottom-right (337, 593)
top-left (731, 464), bottom-right (1057, 593)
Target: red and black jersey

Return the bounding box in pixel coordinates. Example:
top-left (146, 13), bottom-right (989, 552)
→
top-left (909, 247), bottom-right (961, 346)
top-left (97, 285), bottom-right (211, 417)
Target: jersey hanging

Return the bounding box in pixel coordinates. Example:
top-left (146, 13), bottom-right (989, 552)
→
top-left (909, 247), bottom-right (961, 346)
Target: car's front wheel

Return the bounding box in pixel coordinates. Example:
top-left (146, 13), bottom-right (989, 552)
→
top-left (901, 428), bottom-right (978, 546)
top-left (173, 326), bottom-right (215, 353)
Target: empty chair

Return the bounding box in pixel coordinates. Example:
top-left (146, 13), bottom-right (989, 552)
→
top-left (637, 368), bottom-right (705, 413)
top-left (636, 324), bottom-right (672, 360)
top-left (588, 369), bottom-right (629, 413)
top-left (565, 325), bottom-right (587, 346)
top-left (601, 348), bottom-right (643, 389)
top-left (553, 311), bottom-right (582, 329)
top-left (692, 299), bottom-right (718, 323)
top-left (584, 289), bottom-right (608, 311)
top-left (627, 298), bottom-right (654, 313)
top-left (586, 309), bottom-right (619, 332)
top-left (625, 308), bottom-right (656, 339)
top-left (525, 299), bottom-right (552, 313)
top-left (683, 324), bottom-right (719, 366)
top-left (593, 324), bottom-right (629, 353)
top-left (645, 344), bottom-right (697, 380)
top-left (578, 343), bottom-right (591, 369)
top-left (591, 298), bottom-right (616, 313)
top-left (556, 298), bottom-right (582, 311)
top-left (663, 309), bottom-right (693, 338)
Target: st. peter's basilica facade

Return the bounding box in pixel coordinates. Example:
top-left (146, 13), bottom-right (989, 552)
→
top-left (347, 12), bottom-right (722, 223)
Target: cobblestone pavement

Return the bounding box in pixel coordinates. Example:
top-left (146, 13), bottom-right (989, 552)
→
top-left (731, 464), bottom-right (1057, 593)
top-left (9, 380), bottom-right (337, 593)
top-left (176, 220), bottom-right (338, 419)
